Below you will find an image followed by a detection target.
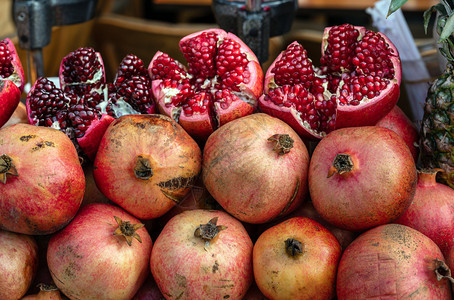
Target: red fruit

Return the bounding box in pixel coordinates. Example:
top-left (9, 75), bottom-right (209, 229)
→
top-left (259, 24), bottom-right (401, 140)
top-left (337, 224), bottom-right (453, 299)
top-left (93, 114), bottom-right (202, 219)
top-left (309, 126), bottom-right (417, 232)
top-left (0, 229), bottom-right (38, 300)
top-left (202, 113), bottom-right (310, 224)
top-left (150, 209), bottom-right (253, 299)
top-left (394, 169), bottom-right (454, 257)
top-left (47, 203), bottom-right (152, 300)
top-left (253, 217), bottom-right (341, 300)
top-left (26, 48), bottom-right (155, 161)
top-left (0, 123), bottom-right (85, 235)
top-left (0, 38), bottom-right (25, 128)
top-left (376, 105), bottom-right (419, 162)
top-left (148, 28), bottom-right (263, 142)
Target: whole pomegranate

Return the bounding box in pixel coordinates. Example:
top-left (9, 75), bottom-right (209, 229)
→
top-left (309, 126), bottom-right (417, 232)
top-left (93, 114), bottom-right (202, 219)
top-left (0, 229), bottom-right (38, 300)
top-left (150, 209), bottom-right (253, 300)
top-left (259, 24), bottom-right (401, 140)
top-left (202, 113), bottom-right (310, 224)
top-left (394, 169), bottom-right (454, 257)
top-left (47, 203), bottom-right (152, 300)
top-left (376, 105), bottom-right (419, 162)
top-left (0, 123), bottom-right (85, 235)
top-left (337, 224), bottom-right (453, 299)
top-left (253, 217), bottom-right (341, 300)
top-left (148, 28), bottom-right (263, 141)
top-left (26, 48), bottom-right (155, 161)
top-left (0, 38), bottom-right (25, 128)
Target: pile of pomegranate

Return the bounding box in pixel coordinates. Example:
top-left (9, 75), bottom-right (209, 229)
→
top-left (1, 24), bottom-right (454, 300)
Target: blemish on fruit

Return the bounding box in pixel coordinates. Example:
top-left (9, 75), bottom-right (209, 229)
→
top-left (212, 260), bottom-right (219, 273)
top-left (175, 273), bottom-right (187, 288)
top-left (158, 175), bottom-right (196, 190)
top-left (20, 135), bottom-right (36, 142)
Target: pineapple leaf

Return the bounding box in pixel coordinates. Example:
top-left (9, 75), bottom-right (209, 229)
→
top-left (387, 0), bottom-right (408, 17)
top-left (424, 4), bottom-right (448, 34)
top-left (439, 14), bottom-right (454, 43)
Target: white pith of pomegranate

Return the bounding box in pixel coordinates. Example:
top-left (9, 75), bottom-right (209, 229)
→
top-left (258, 24), bottom-right (401, 140)
top-left (26, 48), bottom-right (155, 161)
top-left (0, 38), bottom-right (25, 128)
top-left (148, 28), bottom-right (264, 141)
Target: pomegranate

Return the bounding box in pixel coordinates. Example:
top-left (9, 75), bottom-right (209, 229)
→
top-left (253, 217), bottom-right (341, 300)
top-left (337, 224), bottom-right (453, 299)
top-left (258, 24), bottom-right (401, 140)
top-left (394, 169), bottom-right (454, 257)
top-left (93, 114), bottom-right (202, 219)
top-left (47, 203), bottom-right (152, 300)
top-left (309, 126), bottom-right (417, 232)
top-left (0, 123), bottom-right (85, 235)
top-left (148, 28), bottom-right (263, 141)
top-left (376, 105), bottom-right (419, 162)
top-left (150, 209), bottom-right (253, 299)
top-left (202, 113), bottom-right (309, 224)
top-left (0, 38), bottom-right (25, 128)
top-left (26, 48), bottom-right (155, 161)
top-left (0, 229), bottom-right (38, 300)
top-left (2, 101), bottom-right (27, 128)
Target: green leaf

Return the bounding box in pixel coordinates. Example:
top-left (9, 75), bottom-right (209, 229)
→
top-left (439, 14), bottom-right (454, 42)
top-left (387, 0), bottom-right (408, 17)
top-left (424, 4), bottom-right (447, 34)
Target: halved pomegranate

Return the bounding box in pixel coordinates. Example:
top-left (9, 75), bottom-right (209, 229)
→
top-left (0, 38), bottom-right (25, 128)
top-left (259, 24), bottom-right (401, 140)
top-left (148, 28), bottom-right (263, 142)
top-left (26, 48), bottom-right (155, 161)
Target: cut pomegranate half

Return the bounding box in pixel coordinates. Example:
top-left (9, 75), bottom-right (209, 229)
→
top-left (0, 38), bottom-right (25, 128)
top-left (148, 28), bottom-right (264, 142)
top-left (26, 48), bottom-right (155, 161)
top-left (259, 24), bottom-right (402, 140)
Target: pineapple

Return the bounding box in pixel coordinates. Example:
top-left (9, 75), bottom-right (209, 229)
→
top-left (389, 0), bottom-right (454, 188)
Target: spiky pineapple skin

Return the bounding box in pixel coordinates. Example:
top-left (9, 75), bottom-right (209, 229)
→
top-left (420, 64), bottom-right (454, 188)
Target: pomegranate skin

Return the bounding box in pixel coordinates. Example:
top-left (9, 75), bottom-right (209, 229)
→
top-left (0, 123), bottom-right (85, 235)
top-left (253, 217), bottom-right (341, 300)
top-left (2, 101), bottom-right (27, 128)
top-left (309, 126), bottom-right (417, 232)
top-left (0, 230), bottom-right (38, 300)
top-left (202, 113), bottom-right (309, 224)
top-left (394, 169), bottom-right (454, 257)
top-left (375, 105), bottom-right (419, 162)
top-left (337, 224), bottom-right (452, 299)
top-left (0, 80), bottom-right (21, 128)
top-left (93, 114), bottom-right (202, 219)
top-left (150, 209), bottom-right (253, 300)
top-left (47, 203), bottom-right (152, 300)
